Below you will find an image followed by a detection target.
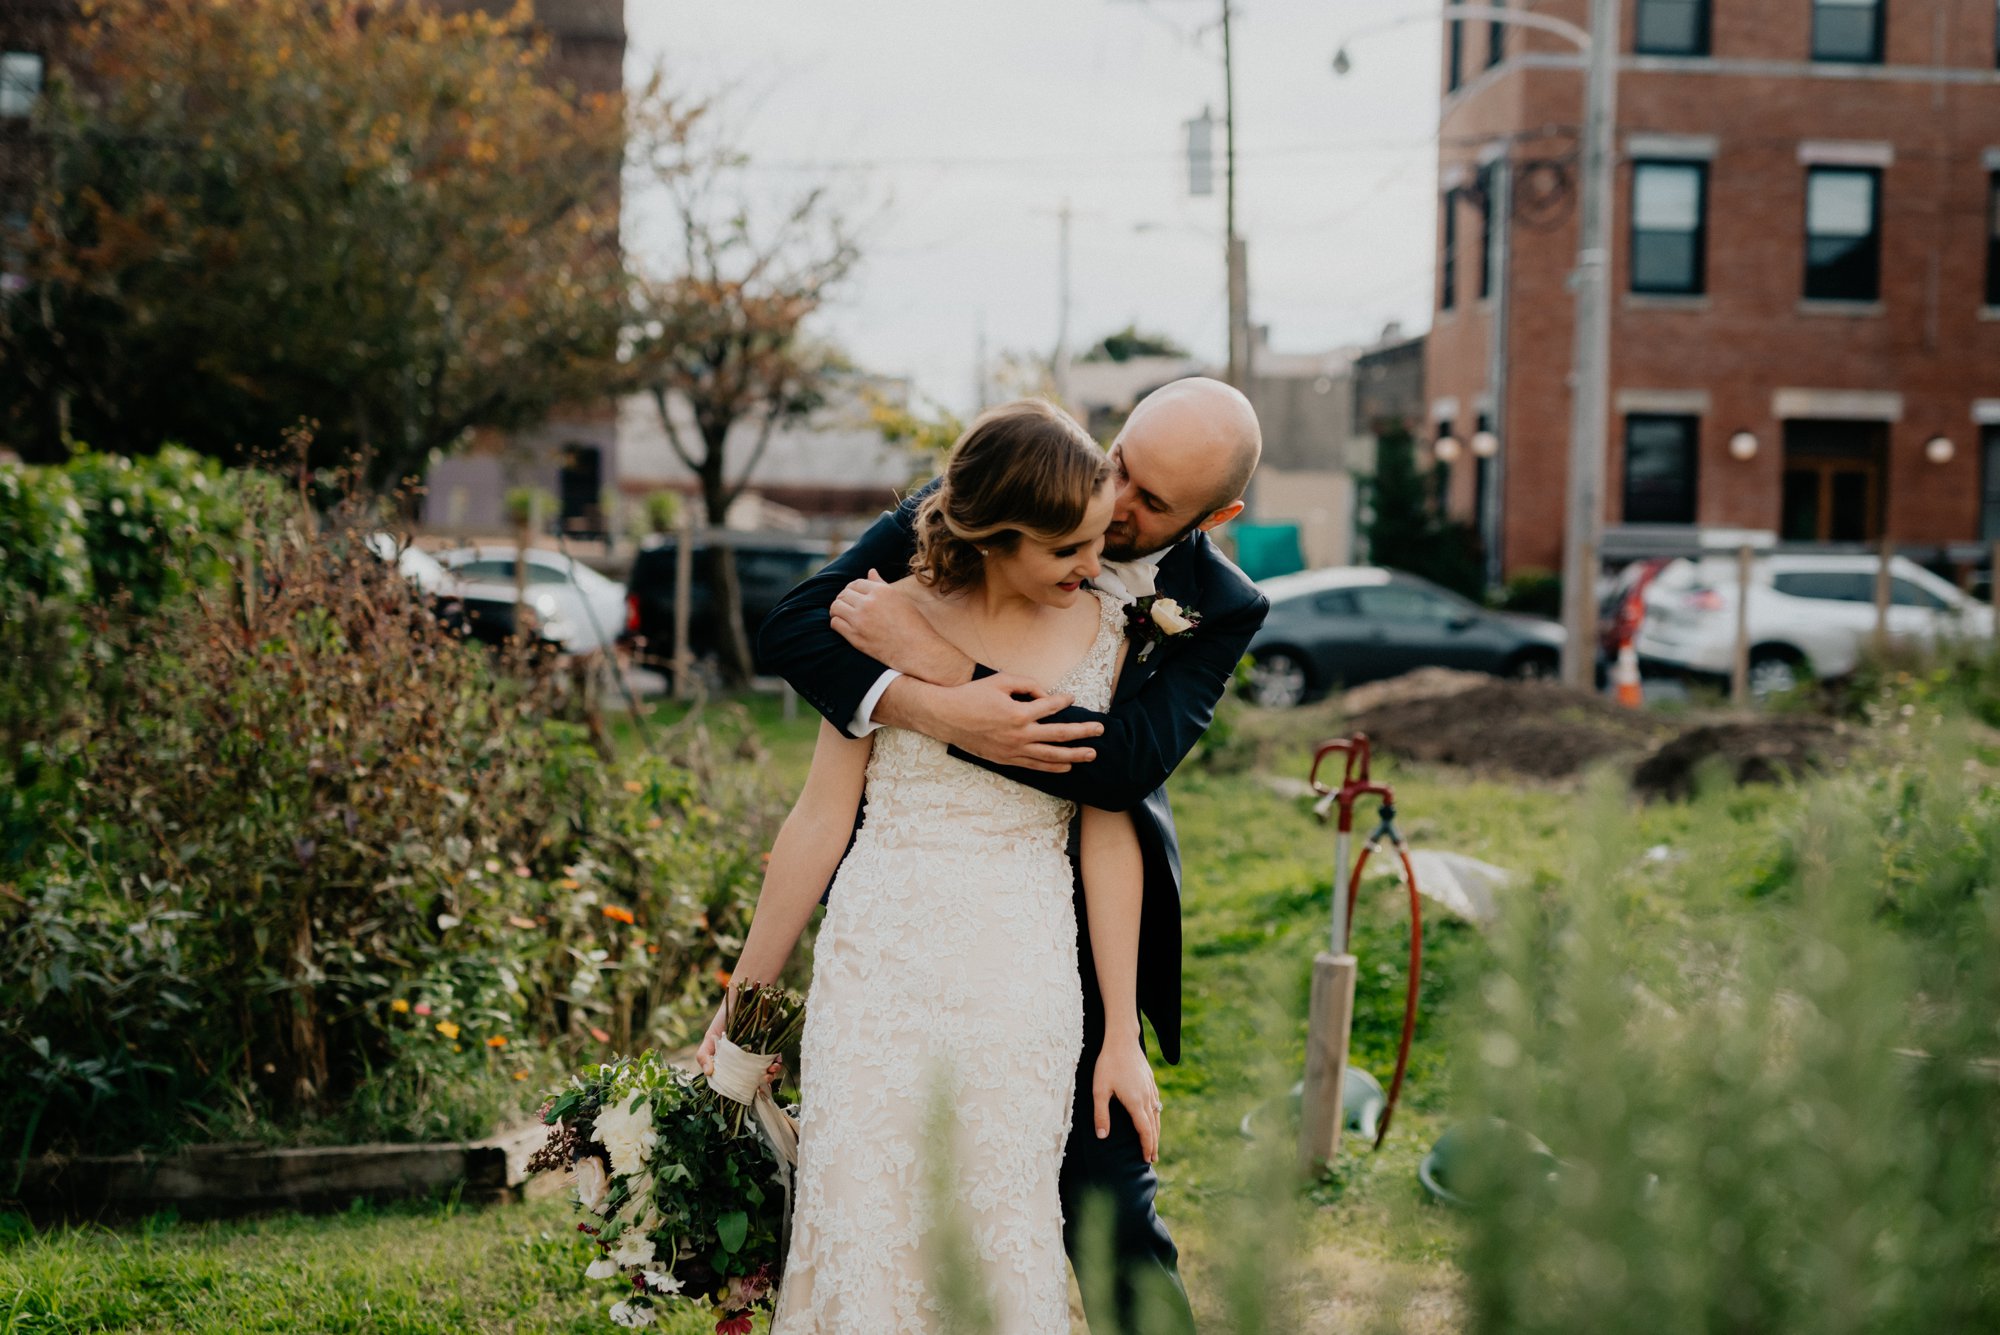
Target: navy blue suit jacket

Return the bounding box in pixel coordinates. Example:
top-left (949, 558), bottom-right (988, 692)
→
top-left (755, 488), bottom-right (1269, 1065)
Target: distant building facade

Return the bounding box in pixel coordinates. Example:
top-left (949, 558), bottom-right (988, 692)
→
top-left (1426, 0), bottom-right (2000, 578)
top-left (1245, 339), bottom-right (1369, 569)
top-left (611, 374), bottom-right (932, 533)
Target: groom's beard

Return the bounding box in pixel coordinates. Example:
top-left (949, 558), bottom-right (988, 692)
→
top-left (1102, 514), bottom-right (1204, 563)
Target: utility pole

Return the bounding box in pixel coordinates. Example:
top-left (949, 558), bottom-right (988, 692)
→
top-left (1558, 0), bottom-right (1620, 688)
top-left (1053, 198), bottom-right (1073, 406)
top-left (1222, 1), bottom-right (1250, 392)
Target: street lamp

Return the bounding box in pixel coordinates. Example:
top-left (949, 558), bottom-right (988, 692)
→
top-left (1334, 1), bottom-right (1619, 689)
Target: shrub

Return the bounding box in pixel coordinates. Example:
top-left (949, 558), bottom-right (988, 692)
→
top-left (1452, 761), bottom-right (2000, 1333)
top-left (1, 481), bottom-right (781, 1156)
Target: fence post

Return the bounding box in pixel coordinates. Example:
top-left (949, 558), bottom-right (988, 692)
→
top-left (1873, 532), bottom-right (1893, 652)
top-left (1731, 542), bottom-right (1753, 707)
top-left (672, 504), bottom-right (694, 702)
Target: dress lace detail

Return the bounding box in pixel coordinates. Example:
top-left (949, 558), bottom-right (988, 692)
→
top-left (773, 591), bottom-right (1125, 1334)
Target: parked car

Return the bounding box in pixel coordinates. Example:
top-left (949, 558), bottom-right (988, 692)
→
top-left (1244, 567), bottom-right (1565, 707)
top-left (364, 534), bottom-right (565, 652)
top-left (434, 544), bottom-right (627, 655)
top-left (622, 534), bottom-right (829, 671)
top-left (1635, 552), bottom-right (1995, 696)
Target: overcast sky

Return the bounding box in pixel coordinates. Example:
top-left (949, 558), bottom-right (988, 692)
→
top-left (624, 0), bottom-right (1444, 415)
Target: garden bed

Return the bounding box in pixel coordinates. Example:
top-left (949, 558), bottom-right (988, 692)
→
top-left (13, 1122), bottom-right (558, 1224)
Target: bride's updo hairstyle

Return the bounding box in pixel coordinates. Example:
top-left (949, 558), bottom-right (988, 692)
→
top-left (910, 399), bottom-right (1110, 596)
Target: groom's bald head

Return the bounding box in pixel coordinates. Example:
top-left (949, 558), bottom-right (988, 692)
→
top-left (1102, 377), bottom-right (1262, 560)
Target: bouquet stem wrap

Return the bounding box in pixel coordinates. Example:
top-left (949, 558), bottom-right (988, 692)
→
top-left (706, 1036), bottom-right (800, 1166)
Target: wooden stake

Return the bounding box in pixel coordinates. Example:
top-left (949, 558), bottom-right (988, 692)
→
top-left (1873, 532), bottom-right (1893, 652)
top-left (1299, 950), bottom-right (1358, 1174)
top-left (1731, 542), bottom-right (1753, 707)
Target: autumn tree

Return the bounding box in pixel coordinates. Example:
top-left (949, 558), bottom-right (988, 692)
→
top-left (0, 0), bottom-right (681, 488)
top-left (624, 150), bottom-right (857, 684)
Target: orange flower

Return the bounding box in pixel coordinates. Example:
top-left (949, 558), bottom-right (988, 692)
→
top-left (645, 943), bottom-right (660, 955)
top-left (486, 1035), bottom-right (508, 1048)
top-left (389, 998), bottom-right (410, 1014)
top-left (714, 968), bottom-right (732, 987)
top-left (513, 1070), bottom-right (529, 1081)
top-left (589, 1026), bottom-right (611, 1043)
top-left (601, 905), bottom-right (636, 925)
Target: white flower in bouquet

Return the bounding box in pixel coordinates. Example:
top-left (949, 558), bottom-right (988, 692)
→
top-left (609, 1298), bottom-right (656, 1328)
top-left (641, 1265), bottom-right (683, 1294)
top-left (585, 1256), bottom-right (619, 1280)
top-left (593, 1097), bottom-right (658, 1177)
top-left (610, 1228), bottom-right (656, 1268)
top-left (573, 1155), bottom-right (610, 1214)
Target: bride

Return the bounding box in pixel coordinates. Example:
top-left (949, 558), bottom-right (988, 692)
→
top-left (697, 399), bottom-right (1159, 1333)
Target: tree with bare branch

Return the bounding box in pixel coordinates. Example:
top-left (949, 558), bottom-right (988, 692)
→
top-left (624, 155), bottom-right (857, 684)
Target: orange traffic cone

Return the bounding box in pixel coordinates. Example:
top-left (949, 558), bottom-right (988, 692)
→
top-left (1613, 642), bottom-right (1644, 709)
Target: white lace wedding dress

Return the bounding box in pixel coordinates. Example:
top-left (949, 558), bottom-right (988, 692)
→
top-left (772, 590), bottom-right (1125, 1334)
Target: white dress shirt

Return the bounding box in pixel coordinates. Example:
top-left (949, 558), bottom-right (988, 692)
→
top-left (848, 545), bottom-right (1175, 736)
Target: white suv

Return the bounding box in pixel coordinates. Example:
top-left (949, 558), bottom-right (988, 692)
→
top-left (1635, 553), bottom-right (1994, 696)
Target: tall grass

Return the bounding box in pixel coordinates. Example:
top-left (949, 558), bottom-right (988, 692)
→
top-left (1452, 751), bottom-right (2000, 1333)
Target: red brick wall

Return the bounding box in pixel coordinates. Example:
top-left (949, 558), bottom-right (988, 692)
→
top-left (1425, 0), bottom-right (2000, 576)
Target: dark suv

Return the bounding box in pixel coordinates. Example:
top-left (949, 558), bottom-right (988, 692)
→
top-left (622, 534), bottom-right (830, 671)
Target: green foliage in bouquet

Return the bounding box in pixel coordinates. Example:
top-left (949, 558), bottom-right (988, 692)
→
top-left (530, 985), bottom-right (804, 1332)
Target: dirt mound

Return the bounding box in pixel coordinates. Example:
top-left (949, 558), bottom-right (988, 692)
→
top-left (1338, 667), bottom-right (1489, 716)
top-left (1347, 679), bottom-right (1674, 781)
top-left (1630, 716), bottom-right (1851, 801)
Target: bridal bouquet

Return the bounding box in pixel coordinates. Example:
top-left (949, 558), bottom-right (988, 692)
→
top-left (528, 984), bottom-right (806, 1331)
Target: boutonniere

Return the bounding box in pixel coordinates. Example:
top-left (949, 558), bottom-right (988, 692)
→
top-left (1124, 594), bottom-right (1202, 661)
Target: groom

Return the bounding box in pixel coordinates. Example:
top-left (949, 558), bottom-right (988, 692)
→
top-left (758, 376), bottom-right (1268, 1334)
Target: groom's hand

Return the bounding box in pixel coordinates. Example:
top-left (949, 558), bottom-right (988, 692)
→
top-left (887, 673), bottom-right (1102, 772)
top-left (830, 569), bottom-right (975, 685)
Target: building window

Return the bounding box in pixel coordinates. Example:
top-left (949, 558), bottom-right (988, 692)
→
top-left (1447, 21), bottom-right (1464, 92)
top-left (0, 52), bottom-right (42, 119)
top-left (1812, 0), bottom-right (1884, 64)
top-left (1441, 191), bottom-right (1459, 312)
top-left (1630, 161), bottom-right (1707, 295)
top-left (1804, 167), bottom-right (1881, 302)
top-left (1477, 168), bottom-right (1496, 300)
top-left (1487, 3), bottom-right (1506, 68)
top-left (1635, 0), bottom-right (1711, 56)
top-left (1624, 415), bottom-right (1700, 524)
top-left (1987, 171), bottom-right (2000, 308)
top-left (1984, 426), bottom-right (2000, 541)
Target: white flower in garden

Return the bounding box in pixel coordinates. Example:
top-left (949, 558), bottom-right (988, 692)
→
top-left (641, 1266), bottom-right (682, 1294)
top-left (573, 1155), bottom-right (610, 1214)
top-left (609, 1298), bottom-right (657, 1328)
top-left (593, 1098), bottom-right (658, 1177)
top-left (610, 1228), bottom-right (656, 1268)
top-left (585, 1256), bottom-right (619, 1280)
top-left (1149, 597), bottom-right (1194, 636)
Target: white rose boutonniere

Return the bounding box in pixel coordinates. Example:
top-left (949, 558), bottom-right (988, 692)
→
top-left (1149, 597), bottom-right (1195, 636)
top-left (1124, 593), bottom-right (1203, 661)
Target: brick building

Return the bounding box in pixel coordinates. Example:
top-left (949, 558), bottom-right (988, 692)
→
top-left (1425, 0), bottom-right (2000, 580)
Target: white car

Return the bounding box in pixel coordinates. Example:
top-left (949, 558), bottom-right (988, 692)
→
top-left (1635, 552), bottom-right (1994, 696)
top-left (435, 544), bottom-right (627, 655)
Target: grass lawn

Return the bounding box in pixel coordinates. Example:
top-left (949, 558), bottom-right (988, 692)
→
top-left (5, 690), bottom-right (1816, 1333)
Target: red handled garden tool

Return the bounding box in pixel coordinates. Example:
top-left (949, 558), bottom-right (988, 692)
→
top-left (1299, 734), bottom-right (1422, 1170)
top-left (1295, 735), bottom-right (1515, 1172)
